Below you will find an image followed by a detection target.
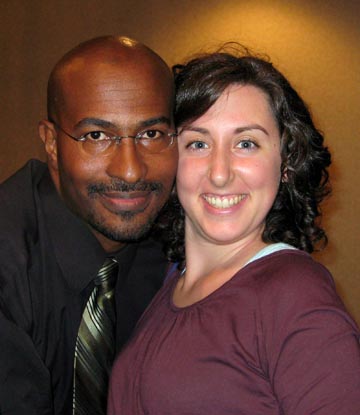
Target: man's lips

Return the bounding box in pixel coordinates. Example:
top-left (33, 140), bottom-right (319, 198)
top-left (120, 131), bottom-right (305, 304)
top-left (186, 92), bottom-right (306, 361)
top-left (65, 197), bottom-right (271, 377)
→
top-left (87, 180), bottom-right (163, 213)
top-left (99, 190), bottom-right (152, 213)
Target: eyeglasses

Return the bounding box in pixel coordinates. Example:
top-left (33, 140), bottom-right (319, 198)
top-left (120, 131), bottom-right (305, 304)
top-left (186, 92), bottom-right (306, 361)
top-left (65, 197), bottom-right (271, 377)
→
top-left (50, 120), bottom-right (177, 156)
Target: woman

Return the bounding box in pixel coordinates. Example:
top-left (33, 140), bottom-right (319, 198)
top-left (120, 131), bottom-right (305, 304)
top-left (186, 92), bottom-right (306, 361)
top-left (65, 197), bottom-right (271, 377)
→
top-left (108, 48), bottom-right (360, 414)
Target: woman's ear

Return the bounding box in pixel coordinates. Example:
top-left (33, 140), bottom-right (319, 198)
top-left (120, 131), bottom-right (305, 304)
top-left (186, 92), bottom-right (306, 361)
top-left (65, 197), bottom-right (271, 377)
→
top-left (38, 120), bottom-right (59, 171)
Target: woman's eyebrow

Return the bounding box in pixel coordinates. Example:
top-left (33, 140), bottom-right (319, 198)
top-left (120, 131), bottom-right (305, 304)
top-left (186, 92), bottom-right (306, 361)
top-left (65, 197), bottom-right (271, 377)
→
top-left (179, 124), bottom-right (269, 136)
top-left (234, 124), bottom-right (269, 136)
top-left (179, 126), bottom-right (209, 134)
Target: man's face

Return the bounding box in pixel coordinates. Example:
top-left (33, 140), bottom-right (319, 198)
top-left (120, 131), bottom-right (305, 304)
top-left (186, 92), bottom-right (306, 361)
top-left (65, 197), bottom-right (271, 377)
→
top-left (44, 60), bottom-right (177, 252)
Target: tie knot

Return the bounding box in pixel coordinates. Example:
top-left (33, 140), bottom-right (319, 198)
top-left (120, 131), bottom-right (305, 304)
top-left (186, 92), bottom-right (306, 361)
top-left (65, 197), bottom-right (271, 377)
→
top-left (94, 257), bottom-right (118, 290)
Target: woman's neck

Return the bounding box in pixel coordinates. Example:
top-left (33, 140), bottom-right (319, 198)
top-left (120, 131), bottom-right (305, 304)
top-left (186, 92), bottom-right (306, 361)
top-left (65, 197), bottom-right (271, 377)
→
top-left (184, 230), bottom-right (266, 280)
top-left (173, 233), bottom-right (267, 308)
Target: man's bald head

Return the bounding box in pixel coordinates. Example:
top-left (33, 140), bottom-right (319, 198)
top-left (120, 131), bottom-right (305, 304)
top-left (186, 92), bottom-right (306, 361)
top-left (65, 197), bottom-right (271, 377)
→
top-left (47, 35), bottom-right (173, 120)
top-left (39, 35), bottom-right (177, 252)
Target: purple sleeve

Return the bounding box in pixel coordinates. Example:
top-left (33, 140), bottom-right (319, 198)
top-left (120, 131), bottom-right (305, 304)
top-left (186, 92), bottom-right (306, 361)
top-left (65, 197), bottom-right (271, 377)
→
top-left (259, 257), bottom-right (360, 414)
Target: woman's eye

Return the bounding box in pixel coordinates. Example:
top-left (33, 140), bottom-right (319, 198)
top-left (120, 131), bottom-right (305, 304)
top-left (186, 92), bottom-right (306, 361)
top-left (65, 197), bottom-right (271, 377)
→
top-left (187, 141), bottom-right (209, 150)
top-left (83, 131), bottom-right (108, 141)
top-left (236, 140), bottom-right (257, 150)
top-left (141, 130), bottom-right (163, 140)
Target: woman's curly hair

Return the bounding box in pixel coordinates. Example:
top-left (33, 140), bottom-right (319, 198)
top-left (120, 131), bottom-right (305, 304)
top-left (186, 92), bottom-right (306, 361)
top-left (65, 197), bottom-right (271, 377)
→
top-left (153, 45), bottom-right (331, 263)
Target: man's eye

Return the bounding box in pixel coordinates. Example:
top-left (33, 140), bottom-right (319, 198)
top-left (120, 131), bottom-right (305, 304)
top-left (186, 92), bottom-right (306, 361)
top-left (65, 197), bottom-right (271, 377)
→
top-left (83, 131), bottom-right (108, 141)
top-left (140, 130), bottom-right (164, 140)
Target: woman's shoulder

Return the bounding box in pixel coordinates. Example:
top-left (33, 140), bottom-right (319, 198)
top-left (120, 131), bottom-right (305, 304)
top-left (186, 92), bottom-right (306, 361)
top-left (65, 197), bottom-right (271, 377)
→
top-left (247, 249), bottom-right (333, 288)
top-left (238, 249), bottom-right (343, 311)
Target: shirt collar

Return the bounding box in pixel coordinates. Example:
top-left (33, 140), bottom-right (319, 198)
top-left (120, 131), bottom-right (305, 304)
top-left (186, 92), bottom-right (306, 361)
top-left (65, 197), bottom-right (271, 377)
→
top-left (38, 169), bottom-right (138, 292)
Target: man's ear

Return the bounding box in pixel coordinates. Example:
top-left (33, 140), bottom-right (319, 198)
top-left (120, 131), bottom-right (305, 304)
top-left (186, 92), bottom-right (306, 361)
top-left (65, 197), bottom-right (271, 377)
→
top-left (38, 120), bottom-right (59, 171)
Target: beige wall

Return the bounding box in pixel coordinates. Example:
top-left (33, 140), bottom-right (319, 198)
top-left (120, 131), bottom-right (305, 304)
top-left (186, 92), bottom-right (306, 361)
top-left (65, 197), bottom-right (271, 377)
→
top-left (1, 0), bottom-right (359, 322)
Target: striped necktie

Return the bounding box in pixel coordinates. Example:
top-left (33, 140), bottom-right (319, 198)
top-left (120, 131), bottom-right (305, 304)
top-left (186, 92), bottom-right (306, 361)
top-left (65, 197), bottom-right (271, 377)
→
top-left (73, 257), bottom-right (118, 415)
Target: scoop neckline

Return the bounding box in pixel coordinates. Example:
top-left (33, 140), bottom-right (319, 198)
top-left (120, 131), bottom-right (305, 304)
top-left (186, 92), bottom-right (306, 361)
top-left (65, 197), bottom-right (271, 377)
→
top-left (169, 249), bottom-right (302, 312)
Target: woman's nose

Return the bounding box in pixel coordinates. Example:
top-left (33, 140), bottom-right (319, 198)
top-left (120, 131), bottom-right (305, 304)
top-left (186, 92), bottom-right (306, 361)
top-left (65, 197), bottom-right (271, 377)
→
top-left (208, 147), bottom-right (233, 188)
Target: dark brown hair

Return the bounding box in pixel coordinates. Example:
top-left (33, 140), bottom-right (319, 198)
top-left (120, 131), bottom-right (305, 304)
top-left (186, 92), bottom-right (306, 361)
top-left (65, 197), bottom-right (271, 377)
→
top-left (155, 45), bottom-right (331, 263)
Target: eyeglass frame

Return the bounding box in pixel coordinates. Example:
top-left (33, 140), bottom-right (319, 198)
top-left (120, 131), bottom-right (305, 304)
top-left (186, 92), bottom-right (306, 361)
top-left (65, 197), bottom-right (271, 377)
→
top-left (49, 119), bottom-right (178, 154)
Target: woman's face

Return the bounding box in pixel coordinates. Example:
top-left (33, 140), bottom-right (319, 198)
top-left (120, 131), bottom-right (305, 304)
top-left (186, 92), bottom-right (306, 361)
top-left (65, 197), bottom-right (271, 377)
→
top-left (177, 84), bottom-right (282, 247)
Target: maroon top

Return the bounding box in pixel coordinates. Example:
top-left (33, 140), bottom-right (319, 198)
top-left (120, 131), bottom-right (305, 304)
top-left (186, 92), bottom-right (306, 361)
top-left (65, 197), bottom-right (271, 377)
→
top-left (108, 250), bottom-right (360, 414)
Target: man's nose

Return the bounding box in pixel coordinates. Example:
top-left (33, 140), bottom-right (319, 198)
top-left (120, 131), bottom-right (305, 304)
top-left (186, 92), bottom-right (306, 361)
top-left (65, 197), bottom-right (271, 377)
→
top-left (105, 138), bottom-right (147, 183)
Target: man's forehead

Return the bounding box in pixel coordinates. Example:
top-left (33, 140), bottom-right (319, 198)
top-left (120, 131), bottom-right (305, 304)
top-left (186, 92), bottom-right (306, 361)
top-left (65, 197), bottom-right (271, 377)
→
top-left (49, 38), bottom-right (173, 122)
top-left (58, 56), bottom-right (172, 99)
top-left (59, 72), bottom-right (172, 106)
top-left (56, 76), bottom-right (173, 127)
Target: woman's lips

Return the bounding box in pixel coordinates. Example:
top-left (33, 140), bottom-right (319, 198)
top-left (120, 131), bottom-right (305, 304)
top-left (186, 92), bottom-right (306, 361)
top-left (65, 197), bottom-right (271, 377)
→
top-left (202, 194), bottom-right (247, 209)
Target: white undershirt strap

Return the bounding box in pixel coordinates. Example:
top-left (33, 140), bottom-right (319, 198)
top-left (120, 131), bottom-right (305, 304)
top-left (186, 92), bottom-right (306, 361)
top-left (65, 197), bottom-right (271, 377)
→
top-left (245, 243), bottom-right (297, 267)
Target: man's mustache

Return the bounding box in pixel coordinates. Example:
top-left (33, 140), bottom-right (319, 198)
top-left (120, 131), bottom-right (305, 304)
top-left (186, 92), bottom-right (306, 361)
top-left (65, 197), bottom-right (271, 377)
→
top-left (87, 180), bottom-right (163, 196)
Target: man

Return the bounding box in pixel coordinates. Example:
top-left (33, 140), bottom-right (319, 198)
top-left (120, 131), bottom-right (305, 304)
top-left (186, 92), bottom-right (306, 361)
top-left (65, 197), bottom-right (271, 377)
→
top-left (0, 36), bottom-right (177, 414)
